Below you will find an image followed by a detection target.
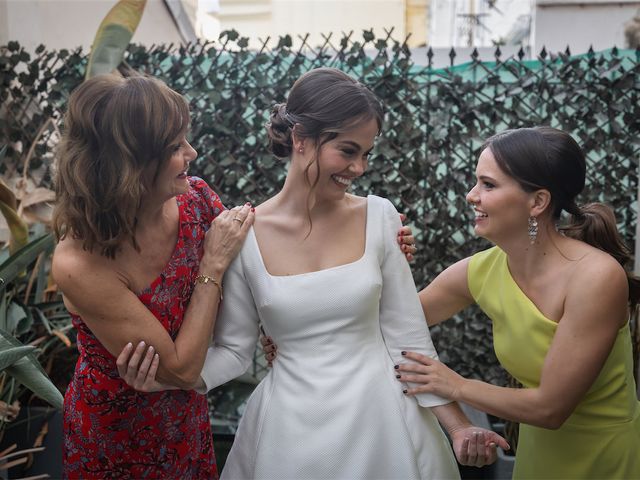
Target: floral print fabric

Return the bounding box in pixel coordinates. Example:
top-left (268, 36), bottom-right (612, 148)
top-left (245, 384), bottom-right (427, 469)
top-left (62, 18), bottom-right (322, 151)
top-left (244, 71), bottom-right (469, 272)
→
top-left (63, 177), bottom-right (223, 479)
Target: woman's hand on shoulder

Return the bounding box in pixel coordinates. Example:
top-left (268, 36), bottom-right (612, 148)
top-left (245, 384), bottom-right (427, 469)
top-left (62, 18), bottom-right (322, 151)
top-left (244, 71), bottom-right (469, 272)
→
top-left (200, 203), bottom-right (255, 276)
top-left (397, 219), bottom-right (417, 262)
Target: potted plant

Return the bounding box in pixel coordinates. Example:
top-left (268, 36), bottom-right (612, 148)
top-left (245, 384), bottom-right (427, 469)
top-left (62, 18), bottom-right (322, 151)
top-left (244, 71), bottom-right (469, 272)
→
top-left (0, 144), bottom-right (69, 478)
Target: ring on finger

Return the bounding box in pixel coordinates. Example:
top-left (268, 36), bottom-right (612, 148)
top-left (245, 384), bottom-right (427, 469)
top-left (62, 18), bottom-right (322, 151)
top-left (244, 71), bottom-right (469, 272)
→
top-left (233, 217), bottom-right (243, 223)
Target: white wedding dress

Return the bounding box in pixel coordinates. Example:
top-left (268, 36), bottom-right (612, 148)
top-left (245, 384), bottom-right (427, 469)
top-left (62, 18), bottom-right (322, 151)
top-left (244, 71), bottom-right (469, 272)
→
top-left (200, 195), bottom-right (460, 480)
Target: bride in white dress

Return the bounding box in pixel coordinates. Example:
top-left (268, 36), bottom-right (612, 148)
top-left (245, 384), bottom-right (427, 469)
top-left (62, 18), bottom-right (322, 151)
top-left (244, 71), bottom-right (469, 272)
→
top-left (117, 67), bottom-right (508, 479)
top-left (202, 68), bottom-right (507, 480)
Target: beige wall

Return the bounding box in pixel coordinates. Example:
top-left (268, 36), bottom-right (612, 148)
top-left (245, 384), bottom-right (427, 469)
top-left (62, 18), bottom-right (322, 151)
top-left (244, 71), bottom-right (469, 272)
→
top-left (406, 0), bottom-right (428, 47)
top-left (208, 0), bottom-right (411, 49)
top-left (0, 0), bottom-right (183, 52)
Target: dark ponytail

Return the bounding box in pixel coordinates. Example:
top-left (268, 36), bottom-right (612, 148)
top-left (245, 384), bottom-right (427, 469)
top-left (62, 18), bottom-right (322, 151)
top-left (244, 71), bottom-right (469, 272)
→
top-left (561, 203), bottom-right (640, 310)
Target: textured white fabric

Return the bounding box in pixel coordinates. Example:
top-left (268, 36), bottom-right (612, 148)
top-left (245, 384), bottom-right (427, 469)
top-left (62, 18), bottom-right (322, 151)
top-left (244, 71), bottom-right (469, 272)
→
top-left (201, 195), bottom-right (460, 480)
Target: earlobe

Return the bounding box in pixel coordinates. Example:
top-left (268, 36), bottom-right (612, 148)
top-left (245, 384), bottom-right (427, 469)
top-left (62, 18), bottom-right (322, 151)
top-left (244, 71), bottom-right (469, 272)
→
top-left (530, 189), bottom-right (552, 216)
top-left (292, 139), bottom-right (305, 155)
top-left (291, 126), bottom-right (304, 154)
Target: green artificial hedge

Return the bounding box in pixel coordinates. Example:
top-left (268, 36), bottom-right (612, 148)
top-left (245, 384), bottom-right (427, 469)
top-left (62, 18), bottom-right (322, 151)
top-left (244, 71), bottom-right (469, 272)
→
top-left (1, 31), bottom-right (638, 387)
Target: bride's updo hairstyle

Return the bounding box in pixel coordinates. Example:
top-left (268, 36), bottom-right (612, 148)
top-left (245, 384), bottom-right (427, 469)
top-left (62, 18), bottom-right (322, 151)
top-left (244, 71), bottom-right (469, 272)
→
top-left (484, 126), bottom-right (639, 308)
top-left (266, 67), bottom-right (383, 180)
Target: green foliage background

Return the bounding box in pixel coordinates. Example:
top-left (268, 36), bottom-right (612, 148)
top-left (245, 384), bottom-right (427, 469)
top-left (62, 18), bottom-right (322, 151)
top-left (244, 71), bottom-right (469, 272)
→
top-left (1, 33), bottom-right (639, 387)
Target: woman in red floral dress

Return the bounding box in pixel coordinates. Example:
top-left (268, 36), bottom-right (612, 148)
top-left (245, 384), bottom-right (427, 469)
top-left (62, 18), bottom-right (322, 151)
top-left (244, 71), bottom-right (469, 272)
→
top-left (52, 74), bottom-right (254, 478)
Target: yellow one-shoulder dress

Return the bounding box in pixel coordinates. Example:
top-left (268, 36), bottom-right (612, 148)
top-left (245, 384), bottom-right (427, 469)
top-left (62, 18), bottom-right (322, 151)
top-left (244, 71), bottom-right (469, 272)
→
top-left (468, 247), bottom-right (640, 479)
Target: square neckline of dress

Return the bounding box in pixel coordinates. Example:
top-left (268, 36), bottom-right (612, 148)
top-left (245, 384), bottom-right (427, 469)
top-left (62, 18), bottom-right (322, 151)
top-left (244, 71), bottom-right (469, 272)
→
top-left (249, 194), bottom-right (373, 279)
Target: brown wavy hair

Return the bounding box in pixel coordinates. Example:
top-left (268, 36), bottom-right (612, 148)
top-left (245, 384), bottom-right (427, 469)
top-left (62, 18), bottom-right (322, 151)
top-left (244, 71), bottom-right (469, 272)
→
top-left (53, 74), bottom-right (190, 259)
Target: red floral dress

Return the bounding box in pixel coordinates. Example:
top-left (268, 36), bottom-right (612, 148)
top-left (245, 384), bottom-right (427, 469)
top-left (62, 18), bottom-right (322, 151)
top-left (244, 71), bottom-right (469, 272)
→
top-left (63, 178), bottom-right (224, 479)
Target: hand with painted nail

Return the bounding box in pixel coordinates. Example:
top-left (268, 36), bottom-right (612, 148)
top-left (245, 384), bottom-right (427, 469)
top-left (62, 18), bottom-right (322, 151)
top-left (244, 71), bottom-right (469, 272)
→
top-left (116, 341), bottom-right (178, 393)
top-left (397, 214), bottom-right (417, 262)
top-left (259, 333), bottom-right (277, 367)
top-left (395, 350), bottom-right (465, 400)
top-left (397, 352), bottom-right (511, 468)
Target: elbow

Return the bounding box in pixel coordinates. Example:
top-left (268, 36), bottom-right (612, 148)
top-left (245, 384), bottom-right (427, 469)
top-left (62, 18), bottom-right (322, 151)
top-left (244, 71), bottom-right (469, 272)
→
top-left (172, 371), bottom-right (202, 390)
top-left (532, 405), bottom-right (571, 430)
top-left (523, 389), bottom-right (573, 430)
top-left (157, 363), bottom-right (203, 390)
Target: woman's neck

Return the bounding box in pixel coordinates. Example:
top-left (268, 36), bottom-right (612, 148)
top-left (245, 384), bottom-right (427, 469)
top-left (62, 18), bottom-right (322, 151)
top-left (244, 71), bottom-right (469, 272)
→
top-left (136, 197), bottom-right (175, 233)
top-left (500, 223), bottom-right (573, 280)
top-left (270, 173), bottom-right (344, 220)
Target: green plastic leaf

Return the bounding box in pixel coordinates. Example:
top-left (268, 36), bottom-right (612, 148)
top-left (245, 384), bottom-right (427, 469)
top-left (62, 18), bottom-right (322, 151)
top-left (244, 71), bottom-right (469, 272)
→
top-left (85, 0), bottom-right (147, 79)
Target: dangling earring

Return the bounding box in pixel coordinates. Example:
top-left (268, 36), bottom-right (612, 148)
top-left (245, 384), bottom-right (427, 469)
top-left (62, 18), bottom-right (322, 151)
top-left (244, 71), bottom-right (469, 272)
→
top-left (528, 216), bottom-right (538, 244)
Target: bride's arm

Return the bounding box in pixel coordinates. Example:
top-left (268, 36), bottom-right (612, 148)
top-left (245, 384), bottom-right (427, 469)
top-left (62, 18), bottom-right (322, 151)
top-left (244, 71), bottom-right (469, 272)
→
top-left (378, 198), bottom-right (509, 465)
top-left (116, 253), bottom-right (260, 393)
top-left (377, 198), bottom-right (449, 407)
top-left (196, 253), bottom-right (261, 393)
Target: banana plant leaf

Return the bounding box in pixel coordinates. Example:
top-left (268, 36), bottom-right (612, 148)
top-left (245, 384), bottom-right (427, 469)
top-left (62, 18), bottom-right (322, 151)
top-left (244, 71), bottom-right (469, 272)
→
top-left (85, 0), bottom-right (147, 79)
top-left (5, 299), bottom-right (31, 336)
top-left (0, 234), bottom-right (54, 296)
top-left (0, 345), bottom-right (36, 371)
top-left (0, 146), bottom-right (27, 255)
top-left (0, 185), bottom-right (28, 255)
top-left (0, 329), bottom-right (63, 409)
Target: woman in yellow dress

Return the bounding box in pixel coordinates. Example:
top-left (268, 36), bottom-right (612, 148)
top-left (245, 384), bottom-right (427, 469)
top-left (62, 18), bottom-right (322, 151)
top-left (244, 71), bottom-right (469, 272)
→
top-left (395, 126), bottom-right (640, 479)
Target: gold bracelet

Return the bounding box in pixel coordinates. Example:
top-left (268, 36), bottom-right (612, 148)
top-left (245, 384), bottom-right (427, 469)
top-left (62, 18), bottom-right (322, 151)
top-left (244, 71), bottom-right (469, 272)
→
top-left (195, 274), bottom-right (223, 301)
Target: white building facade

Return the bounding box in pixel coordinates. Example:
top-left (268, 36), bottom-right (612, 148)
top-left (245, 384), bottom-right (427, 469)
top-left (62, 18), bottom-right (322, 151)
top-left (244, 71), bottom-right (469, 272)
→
top-left (533, 0), bottom-right (640, 54)
top-left (428, 0), bottom-right (532, 48)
